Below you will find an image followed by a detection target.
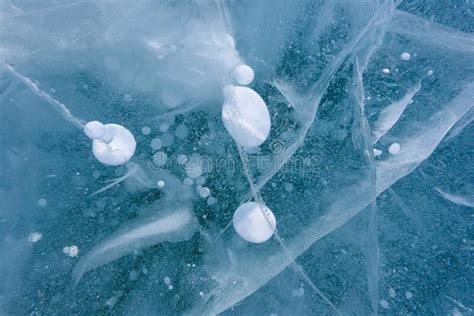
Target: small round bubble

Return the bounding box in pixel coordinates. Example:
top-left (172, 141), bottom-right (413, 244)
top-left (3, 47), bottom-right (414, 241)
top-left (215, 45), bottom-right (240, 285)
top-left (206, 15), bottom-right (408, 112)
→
top-left (141, 126), bottom-right (151, 135)
top-left (388, 143), bottom-right (401, 154)
top-left (151, 138), bottom-right (163, 150)
top-left (400, 52), bottom-right (411, 61)
top-left (37, 198), bottom-right (47, 207)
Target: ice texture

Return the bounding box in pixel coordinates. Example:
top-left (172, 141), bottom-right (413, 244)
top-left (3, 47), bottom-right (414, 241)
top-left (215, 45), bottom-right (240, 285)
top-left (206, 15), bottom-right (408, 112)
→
top-left (0, 0), bottom-right (473, 315)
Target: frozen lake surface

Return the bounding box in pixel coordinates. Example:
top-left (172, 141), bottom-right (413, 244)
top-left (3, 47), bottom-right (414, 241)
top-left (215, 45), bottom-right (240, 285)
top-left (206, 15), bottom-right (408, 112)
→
top-left (0, 0), bottom-right (473, 315)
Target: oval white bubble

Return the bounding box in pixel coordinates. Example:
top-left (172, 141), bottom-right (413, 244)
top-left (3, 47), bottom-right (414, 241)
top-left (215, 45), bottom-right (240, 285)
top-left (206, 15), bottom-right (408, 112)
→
top-left (222, 86), bottom-right (271, 147)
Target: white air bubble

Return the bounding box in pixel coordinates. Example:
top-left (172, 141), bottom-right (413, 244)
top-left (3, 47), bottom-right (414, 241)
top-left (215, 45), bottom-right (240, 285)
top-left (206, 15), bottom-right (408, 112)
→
top-left (141, 126), bottom-right (151, 135)
top-left (37, 198), bottom-right (47, 207)
top-left (151, 138), bottom-right (163, 150)
top-left (389, 288), bottom-right (396, 298)
top-left (175, 123), bottom-right (188, 139)
top-left (28, 232), bottom-right (42, 243)
top-left (157, 180), bottom-right (165, 188)
top-left (207, 196), bottom-right (217, 206)
top-left (233, 202), bottom-right (276, 243)
top-left (373, 148), bottom-right (383, 157)
top-left (400, 52), bottom-right (411, 61)
top-left (185, 161), bottom-right (203, 179)
top-left (222, 86), bottom-right (271, 147)
top-left (195, 176), bottom-right (206, 185)
top-left (69, 245), bottom-right (79, 257)
top-left (234, 65), bottom-right (255, 85)
top-left (198, 187), bottom-right (210, 198)
top-left (159, 123), bottom-right (169, 133)
top-left (183, 177), bottom-right (194, 186)
top-left (388, 142), bottom-right (401, 154)
top-left (84, 121), bottom-right (106, 140)
top-left (382, 68), bottom-right (390, 74)
top-left (284, 183), bottom-right (293, 192)
top-left (63, 245), bottom-right (79, 257)
top-left (91, 124), bottom-right (136, 166)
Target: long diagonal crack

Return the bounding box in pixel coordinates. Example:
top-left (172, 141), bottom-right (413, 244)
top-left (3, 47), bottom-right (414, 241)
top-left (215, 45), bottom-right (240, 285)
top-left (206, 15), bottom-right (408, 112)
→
top-left (237, 146), bottom-right (341, 315)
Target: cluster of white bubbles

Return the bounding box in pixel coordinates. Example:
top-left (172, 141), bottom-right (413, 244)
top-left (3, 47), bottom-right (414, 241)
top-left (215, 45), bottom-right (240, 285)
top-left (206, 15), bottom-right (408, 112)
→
top-left (221, 62), bottom-right (271, 148)
top-left (84, 121), bottom-right (136, 166)
top-left (220, 57), bottom-right (276, 243)
top-left (7, 25), bottom-right (278, 248)
top-left (63, 245), bottom-right (79, 257)
top-left (81, 35), bottom-right (276, 243)
top-left (28, 232), bottom-right (42, 243)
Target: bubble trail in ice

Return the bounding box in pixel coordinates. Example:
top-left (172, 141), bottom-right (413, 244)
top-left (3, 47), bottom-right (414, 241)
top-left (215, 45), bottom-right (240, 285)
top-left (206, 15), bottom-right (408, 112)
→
top-left (2, 63), bottom-right (85, 129)
top-left (3, 63), bottom-right (137, 166)
top-left (3, 63), bottom-right (138, 166)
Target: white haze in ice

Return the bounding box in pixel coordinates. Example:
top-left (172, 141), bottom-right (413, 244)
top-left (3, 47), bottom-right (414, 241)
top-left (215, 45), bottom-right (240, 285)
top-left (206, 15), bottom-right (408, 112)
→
top-left (72, 205), bottom-right (197, 283)
top-left (371, 81), bottom-right (421, 144)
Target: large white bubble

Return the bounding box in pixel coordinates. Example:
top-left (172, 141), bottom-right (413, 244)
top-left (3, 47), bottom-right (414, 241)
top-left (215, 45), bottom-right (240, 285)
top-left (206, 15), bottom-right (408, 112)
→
top-left (222, 86), bottom-right (271, 148)
top-left (233, 202), bottom-right (276, 243)
top-left (90, 123), bottom-right (136, 166)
